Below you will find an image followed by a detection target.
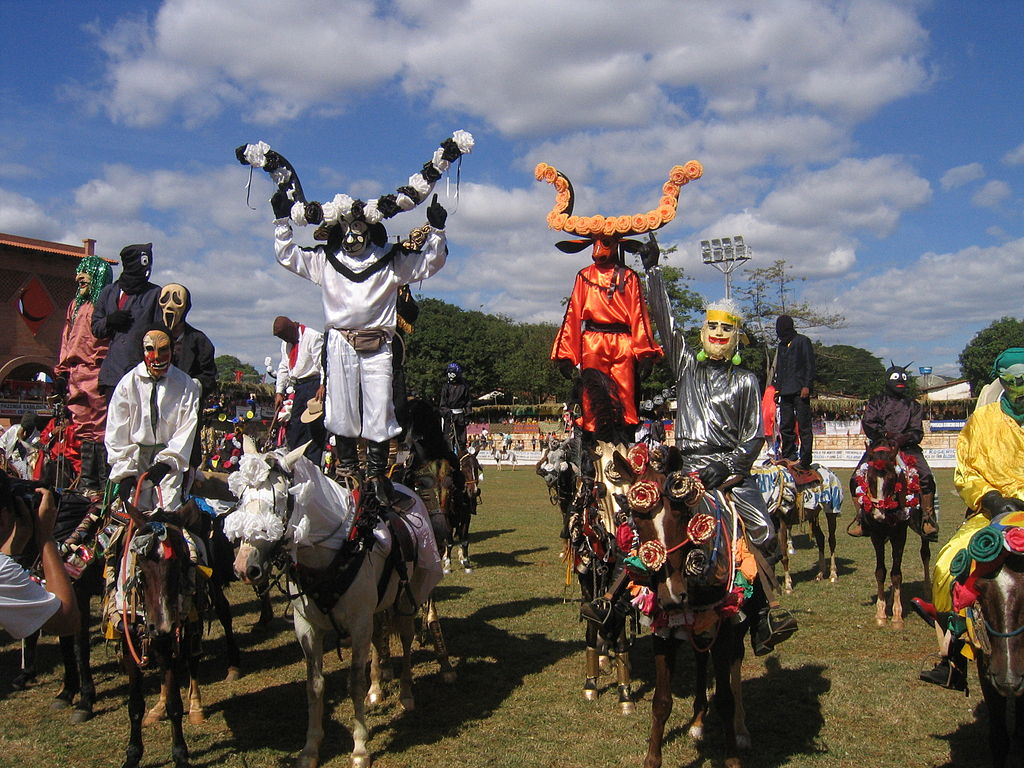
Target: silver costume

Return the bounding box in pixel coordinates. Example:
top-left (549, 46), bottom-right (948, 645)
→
top-left (645, 266), bottom-right (774, 546)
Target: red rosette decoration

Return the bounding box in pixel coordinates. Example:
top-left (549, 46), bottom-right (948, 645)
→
top-left (638, 540), bottom-right (667, 571)
top-left (686, 512), bottom-right (716, 544)
top-left (1004, 527), bottom-right (1024, 554)
top-left (627, 480), bottom-right (661, 514)
top-left (627, 443), bottom-right (650, 475)
top-left (616, 522), bottom-right (635, 552)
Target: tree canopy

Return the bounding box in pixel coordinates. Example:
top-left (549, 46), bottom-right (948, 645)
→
top-left (813, 343), bottom-right (886, 397)
top-left (215, 354), bottom-right (260, 384)
top-left (959, 316), bottom-right (1024, 394)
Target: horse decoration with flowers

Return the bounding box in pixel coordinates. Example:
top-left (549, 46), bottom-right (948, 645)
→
top-left (224, 437), bottom-right (443, 768)
top-left (752, 462), bottom-right (844, 594)
top-left (941, 508), bottom-right (1024, 767)
top-left (611, 443), bottom-right (756, 768)
top-left (100, 476), bottom-right (209, 768)
top-left (851, 439), bottom-right (922, 627)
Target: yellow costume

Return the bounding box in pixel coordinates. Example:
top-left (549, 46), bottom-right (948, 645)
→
top-left (932, 401), bottom-right (1024, 610)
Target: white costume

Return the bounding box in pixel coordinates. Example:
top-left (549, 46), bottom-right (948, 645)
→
top-left (105, 362), bottom-right (200, 510)
top-left (275, 324), bottom-right (324, 394)
top-left (274, 220), bottom-right (447, 442)
top-left (0, 553), bottom-right (60, 639)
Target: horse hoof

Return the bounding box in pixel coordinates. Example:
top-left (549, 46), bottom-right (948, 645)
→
top-left (70, 707), bottom-right (94, 724)
top-left (688, 724), bottom-right (704, 741)
top-left (442, 670), bottom-right (457, 684)
top-left (189, 709), bottom-right (206, 725)
top-left (829, 575), bottom-right (838, 584)
top-left (350, 755), bottom-right (370, 768)
top-left (891, 619), bottom-right (905, 630)
top-left (815, 573), bottom-right (824, 582)
top-left (583, 688), bottom-right (598, 702)
top-left (366, 691), bottom-right (384, 707)
top-left (619, 701), bottom-right (635, 715)
top-left (875, 618), bottom-right (887, 628)
top-left (11, 670), bottom-right (36, 690)
top-left (50, 697), bottom-right (73, 711)
top-left (142, 713), bottom-right (163, 727)
top-left (224, 667), bottom-right (241, 682)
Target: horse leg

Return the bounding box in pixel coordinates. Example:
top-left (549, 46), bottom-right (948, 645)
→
top-left (52, 634), bottom-right (80, 710)
top-left (143, 681), bottom-right (169, 726)
top-left (890, 527), bottom-right (907, 629)
top-left (872, 535), bottom-right (889, 626)
top-left (368, 613), bottom-right (390, 706)
top-left (711, 625), bottom-right (742, 768)
top-left (255, 589), bottom-right (274, 627)
top-left (613, 631), bottom-right (634, 715)
top-left (346, 616), bottom-right (374, 768)
top-left (393, 612), bottom-right (417, 712)
top-left (644, 634), bottom-right (678, 768)
top-left (295, 616), bottom-right (326, 768)
top-left (777, 520), bottom-right (793, 594)
top-left (210, 581), bottom-right (241, 681)
top-left (810, 511), bottom-right (826, 582)
top-left (423, 598), bottom-right (457, 683)
top-left (122, 658), bottom-right (145, 768)
top-left (583, 618), bottom-right (601, 701)
top-left (731, 646), bottom-right (750, 751)
top-left (826, 513), bottom-right (839, 583)
top-left (920, 536), bottom-right (933, 603)
top-left (688, 648), bottom-right (709, 741)
top-left (186, 652), bottom-right (205, 725)
top-left (161, 655), bottom-right (189, 768)
top-left (979, 663), bottom-right (1010, 768)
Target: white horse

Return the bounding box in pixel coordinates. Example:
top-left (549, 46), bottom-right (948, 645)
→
top-left (223, 437), bottom-right (443, 768)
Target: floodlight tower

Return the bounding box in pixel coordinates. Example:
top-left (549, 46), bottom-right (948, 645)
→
top-left (699, 235), bottom-right (751, 299)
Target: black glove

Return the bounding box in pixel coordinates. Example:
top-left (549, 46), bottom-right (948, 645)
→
top-left (52, 375), bottom-right (68, 396)
top-left (107, 309), bottom-right (132, 332)
top-left (146, 462), bottom-right (172, 486)
top-left (636, 357), bottom-right (655, 380)
top-left (271, 189), bottom-right (293, 220)
top-left (640, 232), bottom-right (660, 270)
top-left (426, 193), bottom-right (447, 229)
top-left (118, 476), bottom-right (137, 503)
top-left (698, 460), bottom-right (730, 490)
top-left (557, 358), bottom-right (576, 380)
top-left (980, 490), bottom-right (1024, 518)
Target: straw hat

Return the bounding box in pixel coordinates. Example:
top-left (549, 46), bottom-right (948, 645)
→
top-left (300, 397), bottom-right (324, 424)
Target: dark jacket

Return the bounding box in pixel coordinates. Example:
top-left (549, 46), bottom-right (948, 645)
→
top-left (173, 323), bottom-right (218, 400)
top-left (92, 282), bottom-right (162, 389)
top-left (440, 376), bottom-right (471, 411)
top-left (773, 334), bottom-right (815, 396)
top-left (861, 392), bottom-right (923, 448)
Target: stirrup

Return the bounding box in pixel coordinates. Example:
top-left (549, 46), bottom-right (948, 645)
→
top-left (919, 658), bottom-right (966, 692)
top-left (581, 597), bottom-right (612, 625)
top-left (752, 607), bottom-right (798, 656)
top-left (846, 517), bottom-right (865, 538)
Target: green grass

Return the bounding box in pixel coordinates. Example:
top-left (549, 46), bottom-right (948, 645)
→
top-left (0, 468), bottom-right (990, 767)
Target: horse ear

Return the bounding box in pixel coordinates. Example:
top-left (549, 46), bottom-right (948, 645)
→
top-left (279, 442), bottom-right (310, 471)
top-left (619, 239), bottom-right (643, 254)
top-left (243, 435), bottom-right (258, 455)
top-left (610, 449), bottom-right (636, 483)
top-left (556, 239), bottom-right (593, 254)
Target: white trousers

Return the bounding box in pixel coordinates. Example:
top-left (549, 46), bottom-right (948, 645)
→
top-left (323, 329), bottom-right (401, 443)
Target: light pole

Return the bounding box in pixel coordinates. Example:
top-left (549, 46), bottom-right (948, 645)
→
top-left (700, 235), bottom-right (751, 299)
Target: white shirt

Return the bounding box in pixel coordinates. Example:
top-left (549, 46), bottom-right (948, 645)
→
top-left (105, 362), bottom-right (200, 482)
top-left (0, 553), bottom-right (60, 639)
top-left (274, 220), bottom-right (447, 336)
top-left (276, 325), bottom-right (324, 394)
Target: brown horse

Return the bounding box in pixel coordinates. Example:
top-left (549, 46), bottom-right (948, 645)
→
top-left (968, 547), bottom-right (1024, 766)
top-left (852, 440), bottom-right (920, 627)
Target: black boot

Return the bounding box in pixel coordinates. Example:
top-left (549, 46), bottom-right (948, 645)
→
top-left (333, 436), bottom-right (362, 488)
top-left (366, 440), bottom-right (396, 506)
top-left (920, 656), bottom-right (967, 691)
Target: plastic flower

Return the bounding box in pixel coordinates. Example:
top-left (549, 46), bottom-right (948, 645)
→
top-left (686, 513), bottom-right (716, 544)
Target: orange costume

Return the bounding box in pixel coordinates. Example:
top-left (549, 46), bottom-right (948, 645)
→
top-left (552, 259), bottom-right (662, 430)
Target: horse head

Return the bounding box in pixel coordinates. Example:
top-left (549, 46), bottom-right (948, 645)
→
top-left (131, 522), bottom-right (192, 636)
top-left (857, 439), bottom-right (906, 524)
top-left (974, 553), bottom-right (1024, 697)
top-left (223, 437), bottom-right (297, 587)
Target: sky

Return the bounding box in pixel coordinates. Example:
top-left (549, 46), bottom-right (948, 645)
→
top-left (2, 0), bottom-right (1022, 379)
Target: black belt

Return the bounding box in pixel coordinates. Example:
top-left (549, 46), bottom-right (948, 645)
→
top-left (583, 320), bottom-right (630, 334)
top-left (295, 375), bottom-right (319, 385)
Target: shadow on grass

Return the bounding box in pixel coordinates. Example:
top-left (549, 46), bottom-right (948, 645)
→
top-left (932, 697), bottom-right (991, 768)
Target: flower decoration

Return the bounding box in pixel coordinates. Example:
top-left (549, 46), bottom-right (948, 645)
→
top-left (684, 548), bottom-right (707, 577)
top-left (686, 513), bottom-right (716, 544)
top-left (536, 161), bottom-right (702, 236)
top-left (627, 480), bottom-right (661, 513)
top-left (648, 444), bottom-right (670, 474)
top-left (665, 471), bottom-right (703, 505)
top-left (1005, 527), bottom-right (1024, 554)
top-left (638, 540), bottom-right (667, 571)
top-left (627, 443), bottom-right (649, 474)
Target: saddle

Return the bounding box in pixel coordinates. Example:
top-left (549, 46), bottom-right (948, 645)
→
top-left (777, 460), bottom-right (821, 489)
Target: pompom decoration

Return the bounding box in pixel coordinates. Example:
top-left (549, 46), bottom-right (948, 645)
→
top-left (638, 540), bottom-right (667, 571)
top-left (227, 454), bottom-right (271, 499)
top-left (222, 503), bottom-right (285, 544)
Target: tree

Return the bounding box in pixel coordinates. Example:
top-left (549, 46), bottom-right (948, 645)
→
top-left (734, 259), bottom-right (846, 379)
top-left (215, 354), bottom-right (259, 383)
top-left (813, 343), bottom-right (885, 397)
top-left (959, 316), bottom-right (1024, 394)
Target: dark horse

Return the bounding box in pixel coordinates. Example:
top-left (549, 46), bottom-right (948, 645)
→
top-left (851, 439), bottom-right (924, 627)
top-left (625, 457), bottom-right (751, 768)
top-left (107, 492), bottom-right (206, 768)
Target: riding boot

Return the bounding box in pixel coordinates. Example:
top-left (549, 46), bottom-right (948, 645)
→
top-left (333, 436), bottom-right (362, 490)
top-left (846, 510), bottom-right (866, 538)
top-left (920, 492), bottom-right (939, 542)
top-left (366, 439), bottom-right (397, 507)
top-left (920, 640), bottom-right (967, 692)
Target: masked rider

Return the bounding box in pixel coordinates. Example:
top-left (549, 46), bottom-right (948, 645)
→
top-left (105, 326), bottom-right (200, 511)
top-left (53, 255), bottom-right (113, 492)
top-left (643, 238), bottom-right (793, 654)
top-left (915, 348), bottom-right (1024, 690)
top-left (439, 362), bottom-right (471, 455)
top-left (847, 364), bottom-right (937, 539)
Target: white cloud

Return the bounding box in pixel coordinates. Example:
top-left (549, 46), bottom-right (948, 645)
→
top-left (940, 162), bottom-right (984, 191)
top-left (1004, 142), bottom-right (1024, 166)
top-left (0, 189), bottom-right (59, 240)
top-left (972, 180), bottom-right (1012, 209)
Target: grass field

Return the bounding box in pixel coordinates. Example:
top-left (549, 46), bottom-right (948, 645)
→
top-left (0, 467), bottom-right (993, 768)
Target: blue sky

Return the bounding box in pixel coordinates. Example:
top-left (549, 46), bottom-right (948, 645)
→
top-left (2, 1), bottom-right (1021, 379)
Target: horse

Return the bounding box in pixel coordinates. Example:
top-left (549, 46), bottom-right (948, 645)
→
top-left (225, 437), bottom-right (444, 768)
top-left (104, 487), bottom-right (206, 768)
top-left (850, 439), bottom-right (922, 627)
top-left (609, 449), bottom-right (753, 768)
top-left (752, 462), bottom-right (844, 593)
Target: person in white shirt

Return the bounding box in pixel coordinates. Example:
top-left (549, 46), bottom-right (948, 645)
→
top-left (0, 414), bottom-right (39, 479)
top-left (105, 327), bottom-right (200, 511)
top-left (272, 316), bottom-right (325, 465)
